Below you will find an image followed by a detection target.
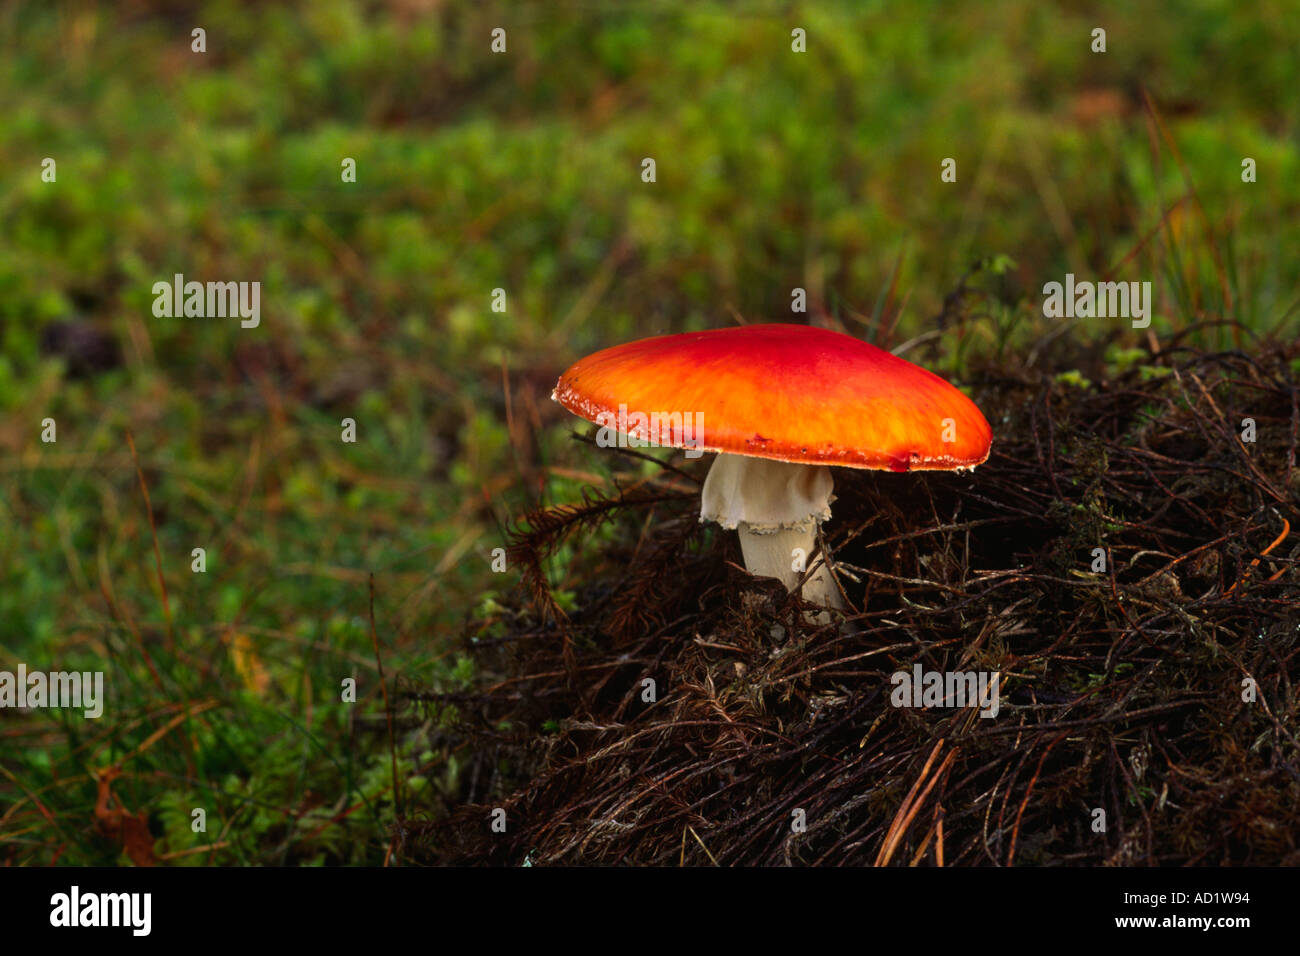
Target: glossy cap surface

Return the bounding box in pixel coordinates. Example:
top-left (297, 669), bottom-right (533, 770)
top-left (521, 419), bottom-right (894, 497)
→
top-left (553, 323), bottom-right (993, 472)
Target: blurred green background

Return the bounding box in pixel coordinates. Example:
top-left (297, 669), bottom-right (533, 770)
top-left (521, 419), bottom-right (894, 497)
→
top-left (1, 0), bottom-right (1297, 864)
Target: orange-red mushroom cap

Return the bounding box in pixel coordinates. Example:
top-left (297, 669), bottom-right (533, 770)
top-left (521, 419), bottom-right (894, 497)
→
top-left (552, 324), bottom-right (992, 472)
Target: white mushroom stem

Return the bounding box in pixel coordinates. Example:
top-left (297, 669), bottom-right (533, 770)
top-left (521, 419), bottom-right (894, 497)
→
top-left (700, 455), bottom-right (843, 610)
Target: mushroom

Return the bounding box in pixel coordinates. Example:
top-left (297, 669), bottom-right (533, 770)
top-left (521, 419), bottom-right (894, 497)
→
top-left (552, 324), bottom-right (992, 611)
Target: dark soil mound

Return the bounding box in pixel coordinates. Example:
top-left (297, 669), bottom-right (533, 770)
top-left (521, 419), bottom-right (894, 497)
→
top-left (405, 342), bottom-right (1300, 866)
